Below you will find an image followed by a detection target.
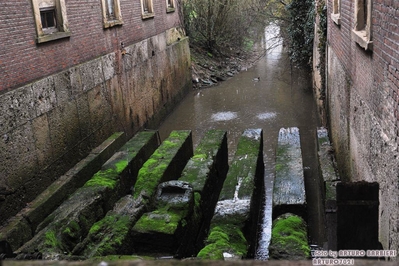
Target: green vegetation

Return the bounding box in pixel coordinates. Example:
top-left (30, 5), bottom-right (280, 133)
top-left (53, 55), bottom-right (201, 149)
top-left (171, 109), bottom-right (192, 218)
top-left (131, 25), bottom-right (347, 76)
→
top-left (86, 214), bottom-right (132, 256)
top-left (197, 224), bottom-right (248, 259)
top-left (62, 220), bottom-right (80, 239)
top-left (44, 230), bottom-right (59, 249)
top-left (134, 208), bottom-right (186, 235)
top-left (286, 0), bottom-right (315, 68)
top-left (84, 169), bottom-right (119, 189)
top-left (317, 0), bottom-right (327, 98)
top-left (270, 214), bottom-right (310, 258)
top-left (133, 131), bottom-right (190, 199)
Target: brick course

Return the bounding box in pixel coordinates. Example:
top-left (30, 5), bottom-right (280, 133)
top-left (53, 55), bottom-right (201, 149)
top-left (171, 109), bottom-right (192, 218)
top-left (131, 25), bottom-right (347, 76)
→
top-left (0, 0), bottom-right (180, 91)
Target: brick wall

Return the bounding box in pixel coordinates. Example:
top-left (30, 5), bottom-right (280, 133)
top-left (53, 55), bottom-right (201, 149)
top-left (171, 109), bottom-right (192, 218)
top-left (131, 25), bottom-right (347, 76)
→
top-left (0, 0), bottom-right (180, 91)
top-left (326, 0), bottom-right (399, 253)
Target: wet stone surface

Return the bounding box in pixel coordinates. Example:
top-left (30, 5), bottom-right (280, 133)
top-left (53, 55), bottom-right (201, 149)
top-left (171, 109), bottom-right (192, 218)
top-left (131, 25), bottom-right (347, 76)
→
top-left (273, 127), bottom-right (306, 220)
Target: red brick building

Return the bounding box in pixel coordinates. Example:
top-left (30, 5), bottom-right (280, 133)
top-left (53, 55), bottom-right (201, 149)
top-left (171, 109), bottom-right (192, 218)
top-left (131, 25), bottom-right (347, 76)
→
top-left (0, 0), bottom-right (191, 223)
top-left (323, 0), bottom-right (399, 252)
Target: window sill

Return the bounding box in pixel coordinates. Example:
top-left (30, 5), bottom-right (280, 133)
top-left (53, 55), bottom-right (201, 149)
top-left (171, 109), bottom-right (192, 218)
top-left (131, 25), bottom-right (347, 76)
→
top-left (352, 29), bottom-right (373, 51)
top-left (142, 12), bottom-right (155, 20)
top-left (166, 7), bottom-right (175, 13)
top-left (331, 13), bottom-right (341, 25)
top-left (36, 31), bottom-right (71, 43)
top-left (103, 19), bottom-right (123, 29)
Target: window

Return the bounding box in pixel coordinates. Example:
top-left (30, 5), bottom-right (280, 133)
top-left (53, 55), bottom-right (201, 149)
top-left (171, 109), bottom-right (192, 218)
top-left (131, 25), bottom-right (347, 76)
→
top-left (166, 0), bottom-right (175, 13)
top-left (352, 0), bottom-right (372, 51)
top-left (331, 0), bottom-right (341, 25)
top-left (101, 0), bottom-right (123, 28)
top-left (141, 0), bottom-right (154, 19)
top-left (31, 0), bottom-right (70, 43)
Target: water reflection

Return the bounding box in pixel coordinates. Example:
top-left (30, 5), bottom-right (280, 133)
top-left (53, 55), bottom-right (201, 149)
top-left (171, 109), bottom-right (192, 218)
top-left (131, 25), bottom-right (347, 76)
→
top-left (157, 25), bottom-right (322, 260)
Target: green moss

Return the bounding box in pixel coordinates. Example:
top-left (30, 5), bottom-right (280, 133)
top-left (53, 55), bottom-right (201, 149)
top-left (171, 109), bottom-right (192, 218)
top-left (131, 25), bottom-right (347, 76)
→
top-left (44, 230), bottom-right (60, 249)
top-left (134, 208), bottom-right (186, 235)
top-left (89, 215), bottom-right (130, 237)
top-left (192, 154), bottom-right (208, 160)
top-left (133, 160), bottom-right (168, 199)
top-left (235, 136), bottom-right (260, 156)
top-left (132, 131), bottom-right (190, 199)
top-left (271, 214), bottom-right (310, 257)
top-left (197, 224), bottom-right (247, 259)
top-left (84, 169), bottom-right (118, 189)
top-left (115, 160), bottom-right (128, 173)
top-left (62, 220), bottom-right (80, 239)
top-left (86, 214), bottom-right (132, 256)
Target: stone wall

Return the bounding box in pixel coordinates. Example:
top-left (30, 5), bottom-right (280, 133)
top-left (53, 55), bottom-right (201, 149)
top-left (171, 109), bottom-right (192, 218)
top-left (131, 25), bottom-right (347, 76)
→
top-left (325, 0), bottom-right (399, 253)
top-left (0, 26), bottom-right (191, 224)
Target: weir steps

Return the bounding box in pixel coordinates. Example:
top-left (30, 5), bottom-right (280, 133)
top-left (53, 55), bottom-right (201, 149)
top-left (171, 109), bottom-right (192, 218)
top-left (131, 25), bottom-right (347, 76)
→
top-left (0, 127), bottom-right (340, 262)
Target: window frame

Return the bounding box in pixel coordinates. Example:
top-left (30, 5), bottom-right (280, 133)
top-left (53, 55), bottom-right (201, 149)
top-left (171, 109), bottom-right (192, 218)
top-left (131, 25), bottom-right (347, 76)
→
top-left (141, 0), bottom-right (155, 19)
top-left (101, 0), bottom-right (123, 28)
top-left (31, 0), bottom-right (70, 43)
top-left (331, 0), bottom-right (341, 25)
top-left (166, 0), bottom-right (175, 13)
top-left (352, 0), bottom-right (373, 51)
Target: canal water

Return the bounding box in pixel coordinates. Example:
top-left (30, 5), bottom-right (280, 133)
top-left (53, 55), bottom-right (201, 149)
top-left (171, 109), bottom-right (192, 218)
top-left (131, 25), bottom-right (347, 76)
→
top-left (157, 27), bottom-right (325, 260)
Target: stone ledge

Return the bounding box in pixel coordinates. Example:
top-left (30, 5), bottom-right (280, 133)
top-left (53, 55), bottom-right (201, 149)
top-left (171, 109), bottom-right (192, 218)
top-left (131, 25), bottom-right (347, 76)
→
top-left (331, 13), bottom-right (341, 25)
top-left (273, 127), bottom-right (306, 220)
top-left (352, 30), bottom-right (373, 51)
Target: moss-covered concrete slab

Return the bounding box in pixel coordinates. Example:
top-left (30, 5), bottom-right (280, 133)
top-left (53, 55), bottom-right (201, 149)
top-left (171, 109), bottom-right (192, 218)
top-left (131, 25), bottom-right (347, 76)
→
top-left (198, 129), bottom-right (264, 260)
top-left (273, 127), bottom-right (306, 220)
top-left (130, 130), bottom-right (228, 258)
top-left (16, 131), bottom-right (159, 258)
top-left (268, 213), bottom-right (310, 260)
top-left (72, 130), bottom-right (193, 258)
top-left (176, 129), bottom-right (228, 257)
top-left (0, 132), bottom-right (125, 252)
top-left (131, 181), bottom-right (194, 255)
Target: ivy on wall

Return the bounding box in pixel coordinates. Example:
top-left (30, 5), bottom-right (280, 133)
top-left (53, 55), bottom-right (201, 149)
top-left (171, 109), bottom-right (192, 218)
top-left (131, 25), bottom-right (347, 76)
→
top-left (317, 0), bottom-right (327, 98)
top-left (286, 0), bottom-right (315, 69)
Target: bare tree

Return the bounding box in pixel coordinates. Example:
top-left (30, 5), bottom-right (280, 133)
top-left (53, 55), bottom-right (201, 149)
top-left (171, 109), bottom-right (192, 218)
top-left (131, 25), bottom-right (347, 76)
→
top-left (182, 0), bottom-right (282, 54)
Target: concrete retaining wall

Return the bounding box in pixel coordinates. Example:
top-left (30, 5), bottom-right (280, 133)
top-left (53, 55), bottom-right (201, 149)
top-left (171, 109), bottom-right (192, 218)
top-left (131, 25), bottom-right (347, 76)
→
top-left (0, 29), bottom-right (191, 225)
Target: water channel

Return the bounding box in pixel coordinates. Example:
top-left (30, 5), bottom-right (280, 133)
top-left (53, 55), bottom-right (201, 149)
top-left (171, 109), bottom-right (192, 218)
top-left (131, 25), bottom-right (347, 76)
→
top-left (157, 27), bottom-right (325, 260)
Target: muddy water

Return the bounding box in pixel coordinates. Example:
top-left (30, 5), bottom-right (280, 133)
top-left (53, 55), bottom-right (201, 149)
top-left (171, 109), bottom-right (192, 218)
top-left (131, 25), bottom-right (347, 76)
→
top-left (157, 27), bottom-right (325, 260)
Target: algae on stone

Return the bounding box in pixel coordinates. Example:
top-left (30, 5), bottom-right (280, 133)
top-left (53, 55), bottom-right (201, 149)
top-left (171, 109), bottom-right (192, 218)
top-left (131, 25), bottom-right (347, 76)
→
top-left (73, 130), bottom-right (193, 258)
top-left (175, 130), bottom-right (228, 257)
top-left (269, 213), bottom-right (310, 260)
top-left (273, 127), bottom-right (306, 219)
top-left (17, 131), bottom-right (158, 258)
top-left (198, 129), bottom-right (263, 260)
